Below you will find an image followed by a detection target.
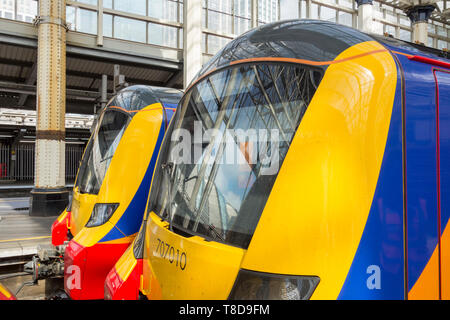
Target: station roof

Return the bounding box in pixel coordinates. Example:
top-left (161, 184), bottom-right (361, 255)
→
top-left (0, 18), bottom-right (184, 115)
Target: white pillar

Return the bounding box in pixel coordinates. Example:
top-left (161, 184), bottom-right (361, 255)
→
top-left (252, 0), bottom-right (258, 28)
top-left (412, 21), bottom-right (428, 44)
top-left (357, 1), bottom-right (373, 33)
top-left (30, 0), bottom-right (69, 216)
top-left (97, 0), bottom-right (104, 46)
top-left (183, 0), bottom-right (202, 88)
top-left (404, 5), bottom-right (435, 46)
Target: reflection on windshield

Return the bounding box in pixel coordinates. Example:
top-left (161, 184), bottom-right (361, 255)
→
top-left (151, 63), bottom-right (322, 248)
top-left (75, 110), bottom-right (129, 194)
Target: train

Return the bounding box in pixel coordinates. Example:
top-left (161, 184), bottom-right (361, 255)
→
top-left (29, 85), bottom-right (182, 300)
top-left (0, 283), bottom-right (15, 300)
top-left (104, 20), bottom-right (450, 300)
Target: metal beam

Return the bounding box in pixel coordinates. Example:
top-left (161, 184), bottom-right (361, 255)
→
top-left (0, 19), bottom-right (182, 71)
top-left (65, 70), bottom-right (169, 87)
top-left (66, 45), bottom-right (181, 71)
top-left (0, 75), bottom-right (27, 83)
top-left (165, 70), bottom-right (183, 87)
top-left (0, 57), bottom-right (34, 67)
top-left (0, 81), bottom-right (100, 102)
top-left (18, 62), bottom-right (37, 107)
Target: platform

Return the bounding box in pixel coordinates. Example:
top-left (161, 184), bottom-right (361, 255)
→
top-left (0, 197), bottom-right (54, 259)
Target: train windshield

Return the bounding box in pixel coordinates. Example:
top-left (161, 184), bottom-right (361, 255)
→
top-left (75, 109), bottom-right (130, 194)
top-left (75, 85), bottom-right (174, 195)
top-left (151, 63), bottom-right (322, 248)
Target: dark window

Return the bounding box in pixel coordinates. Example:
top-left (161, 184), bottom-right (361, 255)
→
top-left (107, 86), bottom-right (158, 112)
top-left (75, 110), bottom-right (129, 194)
top-left (150, 63), bottom-right (322, 249)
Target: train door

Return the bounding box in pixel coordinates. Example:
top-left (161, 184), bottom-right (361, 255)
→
top-left (405, 66), bottom-right (440, 300)
top-left (435, 69), bottom-right (450, 300)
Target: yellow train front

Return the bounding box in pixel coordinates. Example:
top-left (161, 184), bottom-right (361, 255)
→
top-left (0, 283), bottom-right (15, 300)
top-left (55, 85), bottom-right (181, 300)
top-left (108, 20), bottom-right (450, 300)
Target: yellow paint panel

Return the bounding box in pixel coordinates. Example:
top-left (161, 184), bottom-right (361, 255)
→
top-left (73, 104), bottom-right (164, 247)
top-left (0, 284), bottom-right (12, 299)
top-left (115, 244), bottom-right (138, 281)
top-left (70, 188), bottom-right (97, 236)
top-left (143, 212), bottom-right (245, 299)
top-left (240, 41), bottom-right (397, 299)
top-left (56, 209), bottom-right (68, 223)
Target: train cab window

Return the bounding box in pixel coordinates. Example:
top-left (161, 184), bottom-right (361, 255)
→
top-left (150, 63), bottom-right (322, 249)
top-left (108, 87), bottom-right (158, 112)
top-left (150, 87), bottom-right (184, 106)
top-left (75, 109), bottom-right (130, 195)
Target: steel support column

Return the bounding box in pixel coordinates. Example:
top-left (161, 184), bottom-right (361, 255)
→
top-left (356, 0), bottom-right (374, 34)
top-left (183, 0), bottom-right (202, 88)
top-left (252, 0), bottom-right (258, 28)
top-left (30, 0), bottom-right (69, 217)
top-left (404, 5), bottom-right (435, 45)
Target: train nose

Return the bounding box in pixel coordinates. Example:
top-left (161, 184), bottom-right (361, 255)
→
top-left (51, 210), bottom-right (71, 246)
top-left (64, 239), bottom-right (131, 299)
top-left (64, 240), bottom-right (87, 300)
top-left (104, 259), bottom-right (143, 300)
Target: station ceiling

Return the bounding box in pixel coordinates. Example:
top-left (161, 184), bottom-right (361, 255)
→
top-left (0, 19), bottom-right (183, 115)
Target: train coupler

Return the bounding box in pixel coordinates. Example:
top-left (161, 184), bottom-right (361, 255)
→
top-left (23, 243), bottom-right (67, 283)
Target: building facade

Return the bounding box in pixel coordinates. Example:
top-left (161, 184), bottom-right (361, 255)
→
top-left (0, 0), bottom-right (447, 58)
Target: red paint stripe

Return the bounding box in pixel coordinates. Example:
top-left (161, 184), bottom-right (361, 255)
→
top-left (435, 69), bottom-right (442, 300)
top-left (410, 56), bottom-right (450, 70)
top-left (432, 67), bottom-right (450, 299)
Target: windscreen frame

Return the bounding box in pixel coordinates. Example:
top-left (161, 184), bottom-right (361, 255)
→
top-left (74, 107), bottom-right (132, 195)
top-left (148, 61), bottom-right (324, 249)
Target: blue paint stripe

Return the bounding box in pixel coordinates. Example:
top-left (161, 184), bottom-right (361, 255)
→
top-left (338, 57), bottom-right (405, 299)
top-left (436, 71), bottom-right (450, 236)
top-left (386, 43), bottom-right (441, 292)
top-left (163, 103), bottom-right (178, 109)
top-left (99, 118), bottom-right (167, 242)
top-left (400, 55), bottom-right (439, 292)
top-left (100, 226), bottom-right (126, 242)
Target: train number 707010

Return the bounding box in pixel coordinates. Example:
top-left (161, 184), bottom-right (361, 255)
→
top-left (155, 238), bottom-right (187, 270)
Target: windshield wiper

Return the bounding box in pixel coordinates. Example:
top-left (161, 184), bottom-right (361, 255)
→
top-left (161, 162), bottom-right (175, 230)
top-left (207, 223), bottom-right (225, 242)
top-left (100, 155), bottom-right (114, 163)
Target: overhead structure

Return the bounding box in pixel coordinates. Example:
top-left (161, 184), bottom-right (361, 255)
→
top-left (376, 0), bottom-right (439, 45)
top-left (400, 1), bottom-right (438, 44)
top-left (356, 0), bottom-right (374, 33)
top-left (377, 0), bottom-right (444, 20)
top-left (183, 0), bottom-right (202, 88)
top-left (30, 0), bottom-right (69, 217)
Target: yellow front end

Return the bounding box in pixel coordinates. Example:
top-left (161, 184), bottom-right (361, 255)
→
top-left (65, 103), bottom-right (166, 300)
top-left (69, 188), bottom-right (97, 237)
top-left (69, 104), bottom-right (164, 245)
top-left (141, 40), bottom-right (398, 300)
top-left (142, 212), bottom-right (245, 299)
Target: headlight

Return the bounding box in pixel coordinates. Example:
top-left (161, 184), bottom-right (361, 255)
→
top-left (85, 203), bottom-right (119, 227)
top-left (228, 269), bottom-right (320, 300)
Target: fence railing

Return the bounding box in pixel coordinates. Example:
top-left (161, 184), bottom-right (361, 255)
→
top-left (0, 142), bottom-right (85, 183)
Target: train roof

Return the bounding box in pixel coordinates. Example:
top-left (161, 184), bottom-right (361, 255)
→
top-left (372, 34), bottom-right (449, 61)
top-left (107, 85), bottom-right (183, 113)
top-left (192, 19), bottom-right (449, 85)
